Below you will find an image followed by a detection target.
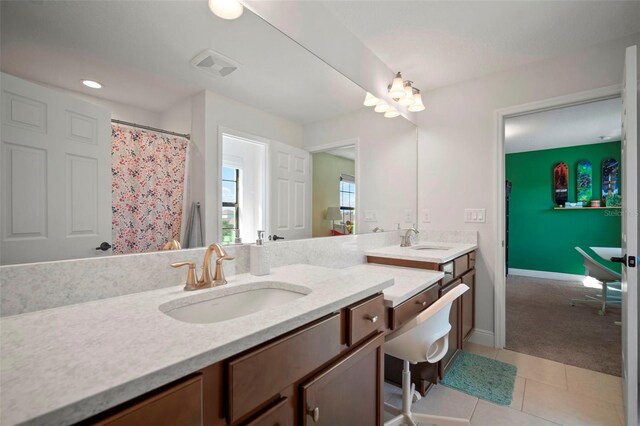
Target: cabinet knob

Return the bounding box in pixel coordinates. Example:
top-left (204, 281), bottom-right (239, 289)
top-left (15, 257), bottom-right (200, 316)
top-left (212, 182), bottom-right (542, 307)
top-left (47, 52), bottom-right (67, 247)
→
top-left (416, 300), bottom-right (427, 307)
top-left (365, 315), bottom-right (378, 323)
top-left (307, 406), bottom-right (320, 422)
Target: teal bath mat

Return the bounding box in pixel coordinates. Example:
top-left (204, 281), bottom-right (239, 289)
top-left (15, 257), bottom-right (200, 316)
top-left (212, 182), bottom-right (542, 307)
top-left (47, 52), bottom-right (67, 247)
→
top-left (441, 351), bottom-right (517, 406)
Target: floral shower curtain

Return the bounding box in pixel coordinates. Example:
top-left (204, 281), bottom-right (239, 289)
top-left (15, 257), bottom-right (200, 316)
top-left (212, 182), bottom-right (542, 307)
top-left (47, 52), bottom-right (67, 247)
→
top-left (111, 125), bottom-right (189, 254)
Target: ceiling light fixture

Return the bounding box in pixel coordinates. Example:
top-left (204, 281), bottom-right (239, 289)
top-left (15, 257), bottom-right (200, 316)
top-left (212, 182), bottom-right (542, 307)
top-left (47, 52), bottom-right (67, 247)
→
top-left (363, 92), bottom-right (379, 106)
top-left (374, 100), bottom-right (390, 113)
top-left (82, 80), bottom-right (102, 89)
top-left (208, 0), bottom-right (244, 20)
top-left (398, 81), bottom-right (415, 106)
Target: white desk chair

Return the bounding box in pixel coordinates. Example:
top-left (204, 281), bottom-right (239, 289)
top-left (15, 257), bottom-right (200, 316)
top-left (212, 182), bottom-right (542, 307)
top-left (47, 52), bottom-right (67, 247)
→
top-left (384, 284), bottom-right (470, 426)
top-left (571, 247), bottom-right (621, 315)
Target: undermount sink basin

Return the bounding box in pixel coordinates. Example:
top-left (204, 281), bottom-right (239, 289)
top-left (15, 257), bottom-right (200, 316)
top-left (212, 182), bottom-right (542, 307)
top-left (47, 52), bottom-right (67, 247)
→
top-left (160, 283), bottom-right (310, 324)
top-left (410, 245), bottom-right (451, 251)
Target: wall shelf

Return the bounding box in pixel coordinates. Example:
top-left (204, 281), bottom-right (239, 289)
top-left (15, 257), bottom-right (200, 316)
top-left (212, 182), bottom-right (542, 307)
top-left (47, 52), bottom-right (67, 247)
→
top-left (553, 207), bottom-right (622, 210)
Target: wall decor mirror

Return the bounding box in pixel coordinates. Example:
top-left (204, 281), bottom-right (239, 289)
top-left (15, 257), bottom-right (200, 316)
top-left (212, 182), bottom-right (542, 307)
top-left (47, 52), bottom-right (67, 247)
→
top-left (0, 0), bottom-right (417, 265)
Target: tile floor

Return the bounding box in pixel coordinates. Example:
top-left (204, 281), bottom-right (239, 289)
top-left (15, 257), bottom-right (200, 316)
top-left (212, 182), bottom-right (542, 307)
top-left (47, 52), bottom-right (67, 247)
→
top-left (384, 342), bottom-right (624, 426)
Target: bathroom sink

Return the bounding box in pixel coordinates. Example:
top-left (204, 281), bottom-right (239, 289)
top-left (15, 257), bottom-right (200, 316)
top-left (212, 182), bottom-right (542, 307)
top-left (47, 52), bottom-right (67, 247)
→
top-left (160, 283), bottom-right (310, 324)
top-left (410, 245), bottom-right (451, 251)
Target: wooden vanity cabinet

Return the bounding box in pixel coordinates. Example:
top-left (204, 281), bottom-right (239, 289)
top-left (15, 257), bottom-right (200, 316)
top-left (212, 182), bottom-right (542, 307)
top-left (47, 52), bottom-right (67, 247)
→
top-left (81, 294), bottom-right (385, 426)
top-left (370, 250), bottom-right (476, 395)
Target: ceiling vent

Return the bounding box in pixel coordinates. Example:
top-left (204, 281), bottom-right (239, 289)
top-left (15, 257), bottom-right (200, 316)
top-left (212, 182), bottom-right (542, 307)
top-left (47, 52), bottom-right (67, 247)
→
top-left (190, 49), bottom-right (239, 77)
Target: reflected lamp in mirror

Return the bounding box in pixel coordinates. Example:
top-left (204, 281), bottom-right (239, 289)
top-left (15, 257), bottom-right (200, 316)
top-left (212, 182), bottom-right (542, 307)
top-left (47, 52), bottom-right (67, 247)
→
top-left (326, 207), bottom-right (342, 232)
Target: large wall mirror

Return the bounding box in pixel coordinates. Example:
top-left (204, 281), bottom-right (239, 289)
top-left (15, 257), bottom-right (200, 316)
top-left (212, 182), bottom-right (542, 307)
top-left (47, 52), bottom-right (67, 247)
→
top-left (0, 1), bottom-right (418, 265)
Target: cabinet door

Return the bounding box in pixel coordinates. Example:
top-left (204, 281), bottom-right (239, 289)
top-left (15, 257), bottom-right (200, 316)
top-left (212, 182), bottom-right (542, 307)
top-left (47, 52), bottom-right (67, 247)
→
top-left (301, 332), bottom-right (384, 426)
top-left (245, 397), bottom-right (292, 426)
top-left (461, 270), bottom-right (476, 340)
top-left (439, 279), bottom-right (462, 379)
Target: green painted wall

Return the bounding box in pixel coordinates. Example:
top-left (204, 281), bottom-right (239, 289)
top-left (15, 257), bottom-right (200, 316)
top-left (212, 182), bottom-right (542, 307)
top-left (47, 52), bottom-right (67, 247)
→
top-left (506, 141), bottom-right (621, 275)
top-left (312, 153), bottom-right (355, 237)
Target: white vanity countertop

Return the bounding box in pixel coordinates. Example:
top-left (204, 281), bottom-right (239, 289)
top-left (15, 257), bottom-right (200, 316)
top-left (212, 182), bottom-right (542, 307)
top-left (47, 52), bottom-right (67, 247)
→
top-left (0, 264), bottom-right (393, 426)
top-left (364, 242), bottom-right (477, 264)
top-left (346, 264), bottom-right (444, 307)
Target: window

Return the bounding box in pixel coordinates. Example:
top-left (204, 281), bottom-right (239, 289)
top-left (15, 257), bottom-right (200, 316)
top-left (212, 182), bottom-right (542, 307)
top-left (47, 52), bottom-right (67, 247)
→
top-left (339, 174), bottom-right (355, 234)
top-left (222, 166), bottom-right (240, 244)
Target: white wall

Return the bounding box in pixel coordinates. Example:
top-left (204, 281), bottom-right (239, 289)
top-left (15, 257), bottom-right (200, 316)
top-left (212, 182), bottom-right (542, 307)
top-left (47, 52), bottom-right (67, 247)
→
top-left (304, 107), bottom-right (417, 233)
top-left (417, 33), bottom-right (640, 336)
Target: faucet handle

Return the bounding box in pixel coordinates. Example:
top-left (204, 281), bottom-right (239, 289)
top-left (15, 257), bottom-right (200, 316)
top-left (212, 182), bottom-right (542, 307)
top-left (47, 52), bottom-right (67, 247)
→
top-left (171, 261), bottom-right (198, 290)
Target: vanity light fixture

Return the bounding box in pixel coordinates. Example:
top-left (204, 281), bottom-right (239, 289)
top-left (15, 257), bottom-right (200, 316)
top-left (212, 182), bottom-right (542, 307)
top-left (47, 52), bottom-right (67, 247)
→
top-left (363, 92), bottom-right (379, 106)
top-left (384, 107), bottom-right (400, 118)
top-left (398, 81), bottom-right (415, 106)
top-left (82, 80), bottom-right (102, 89)
top-left (374, 100), bottom-right (390, 113)
top-left (208, 0), bottom-right (244, 20)
top-left (408, 89), bottom-right (426, 112)
top-left (388, 72), bottom-right (405, 99)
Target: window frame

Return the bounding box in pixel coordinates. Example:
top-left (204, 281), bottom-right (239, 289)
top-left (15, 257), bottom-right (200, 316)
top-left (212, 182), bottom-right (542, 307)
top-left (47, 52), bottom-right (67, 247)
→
top-left (221, 167), bottom-right (240, 243)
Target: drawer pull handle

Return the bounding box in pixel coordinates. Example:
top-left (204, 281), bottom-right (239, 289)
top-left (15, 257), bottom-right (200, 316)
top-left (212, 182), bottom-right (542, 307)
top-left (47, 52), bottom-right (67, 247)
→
top-left (365, 315), bottom-right (379, 323)
top-left (308, 406), bottom-right (320, 422)
top-left (416, 300), bottom-right (428, 307)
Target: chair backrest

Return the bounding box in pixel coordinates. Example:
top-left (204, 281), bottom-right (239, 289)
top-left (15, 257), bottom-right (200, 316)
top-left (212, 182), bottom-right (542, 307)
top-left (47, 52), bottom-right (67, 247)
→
top-left (575, 247), bottom-right (621, 282)
top-left (385, 284), bottom-right (469, 364)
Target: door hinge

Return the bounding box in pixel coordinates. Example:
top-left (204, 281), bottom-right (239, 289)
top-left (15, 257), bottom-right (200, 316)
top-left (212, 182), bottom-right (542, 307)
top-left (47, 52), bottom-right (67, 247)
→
top-left (629, 256), bottom-right (636, 268)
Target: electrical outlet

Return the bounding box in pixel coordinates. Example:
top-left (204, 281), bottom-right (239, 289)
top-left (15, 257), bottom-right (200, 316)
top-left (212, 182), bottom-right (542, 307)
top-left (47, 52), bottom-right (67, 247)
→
top-left (422, 209), bottom-right (431, 223)
top-left (464, 208), bottom-right (486, 223)
top-left (404, 209), bottom-right (414, 223)
top-left (364, 210), bottom-right (377, 222)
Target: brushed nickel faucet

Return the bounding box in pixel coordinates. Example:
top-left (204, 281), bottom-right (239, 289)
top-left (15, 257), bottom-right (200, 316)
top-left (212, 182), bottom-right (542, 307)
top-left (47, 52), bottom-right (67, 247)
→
top-left (400, 228), bottom-right (419, 247)
top-left (171, 243), bottom-right (234, 291)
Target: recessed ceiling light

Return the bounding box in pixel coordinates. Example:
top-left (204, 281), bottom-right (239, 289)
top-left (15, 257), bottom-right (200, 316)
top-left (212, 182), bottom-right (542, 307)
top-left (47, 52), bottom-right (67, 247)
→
top-left (82, 80), bottom-right (102, 89)
top-left (208, 0), bottom-right (244, 20)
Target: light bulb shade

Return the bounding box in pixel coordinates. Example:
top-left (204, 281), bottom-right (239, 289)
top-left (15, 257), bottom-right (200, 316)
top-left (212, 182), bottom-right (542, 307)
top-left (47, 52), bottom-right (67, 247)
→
top-left (398, 84), bottom-right (415, 106)
top-left (408, 92), bottom-right (425, 112)
top-left (363, 92), bottom-right (379, 106)
top-left (388, 73), bottom-right (405, 99)
top-left (326, 207), bottom-right (342, 221)
top-left (208, 0), bottom-right (244, 19)
top-left (384, 107), bottom-right (400, 118)
top-left (374, 100), bottom-right (390, 113)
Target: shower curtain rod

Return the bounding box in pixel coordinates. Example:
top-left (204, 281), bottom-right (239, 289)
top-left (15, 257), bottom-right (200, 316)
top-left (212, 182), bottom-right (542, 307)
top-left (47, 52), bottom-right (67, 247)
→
top-left (111, 119), bottom-right (190, 140)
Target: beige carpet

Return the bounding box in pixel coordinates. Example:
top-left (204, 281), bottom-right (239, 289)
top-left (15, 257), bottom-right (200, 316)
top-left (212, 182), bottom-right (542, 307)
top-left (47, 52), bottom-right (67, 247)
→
top-left (506, 275), bottom-right (621, 376)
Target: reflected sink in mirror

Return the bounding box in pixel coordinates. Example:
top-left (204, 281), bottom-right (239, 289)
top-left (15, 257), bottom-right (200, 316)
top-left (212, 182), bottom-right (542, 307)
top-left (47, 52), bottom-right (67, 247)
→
top-left (160, 283), bottom-right (310, 324)
top-left (410, 245), bottom-right (452, 251)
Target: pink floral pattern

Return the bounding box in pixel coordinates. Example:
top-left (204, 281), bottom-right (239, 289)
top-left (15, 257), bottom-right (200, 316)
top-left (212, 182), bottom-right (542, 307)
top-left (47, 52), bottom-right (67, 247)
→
top-left (111, 125), bottom-right (188, 254)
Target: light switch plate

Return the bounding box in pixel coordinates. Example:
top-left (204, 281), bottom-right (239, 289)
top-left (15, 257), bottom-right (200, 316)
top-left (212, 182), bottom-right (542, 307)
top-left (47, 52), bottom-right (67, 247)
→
top-left (364, 210), bottom-right (377, 222)
top-left (464, 208), bottom-right (486, 223)
top-left (422, 209), bottom-right (431, 223)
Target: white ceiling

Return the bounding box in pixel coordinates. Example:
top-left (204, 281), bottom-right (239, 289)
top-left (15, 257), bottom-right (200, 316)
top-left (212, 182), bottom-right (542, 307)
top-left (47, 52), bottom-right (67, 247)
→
top-left (505, 97), bottom-right (622, 154)
top-left (321, 1), bottom-right (640, 92)
top-left (0, 1), bottom-right (365, 124)
top-left (324, 146), bottom-right (356, 161)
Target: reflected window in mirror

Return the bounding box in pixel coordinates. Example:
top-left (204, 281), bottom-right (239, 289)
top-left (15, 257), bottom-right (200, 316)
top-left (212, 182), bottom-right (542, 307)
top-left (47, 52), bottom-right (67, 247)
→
top-left (222, 166), bottom-right (240, 244)
top-left (339, 174), bottom-right (356, 235)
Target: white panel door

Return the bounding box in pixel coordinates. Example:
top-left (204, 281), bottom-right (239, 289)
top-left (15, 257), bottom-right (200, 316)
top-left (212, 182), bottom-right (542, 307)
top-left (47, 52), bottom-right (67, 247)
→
top-left (268, 140), bottom-right (311, 241)
top-left (1, 73), bottom-right (111, 264)
top-left (618, 45), bottom-right (638, 426)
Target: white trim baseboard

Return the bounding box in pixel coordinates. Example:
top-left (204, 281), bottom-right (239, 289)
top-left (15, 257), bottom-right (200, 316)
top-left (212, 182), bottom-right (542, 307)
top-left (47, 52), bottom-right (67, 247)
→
top-left (508, 268), bottom-right (586, 282)
top-left (467, 328), bottom-right (495, 347)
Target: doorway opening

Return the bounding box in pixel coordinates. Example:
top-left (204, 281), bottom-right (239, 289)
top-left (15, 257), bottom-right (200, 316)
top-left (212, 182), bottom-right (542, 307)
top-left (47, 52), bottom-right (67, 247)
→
top-left (221, 133), bottom-right (267, 245)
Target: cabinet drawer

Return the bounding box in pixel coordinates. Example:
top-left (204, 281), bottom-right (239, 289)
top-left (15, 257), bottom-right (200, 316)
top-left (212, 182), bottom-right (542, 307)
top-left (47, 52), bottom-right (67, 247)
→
top-left (469, 251), bottom-right (476, 269)
top-left (454, 254), bottom-right (469, 277)
top-left (94, 375), bottom-right (203, 426)
top-left (440, 261), bottom-right (455, 285)
top-left (346, 294), bottom-right (385, 346)
top-left (227, 314), bottom-right (342, 424)
top-left (389, 285), bottom-right (439, 330)
top-left (245, 397), bottom-right (291, 426)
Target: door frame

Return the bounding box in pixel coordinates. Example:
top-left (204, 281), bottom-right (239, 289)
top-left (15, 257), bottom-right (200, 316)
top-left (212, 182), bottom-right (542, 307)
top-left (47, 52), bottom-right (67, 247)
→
top-left (493, 84), bottom-right (622, 348)
top-left (306, 138), bottom-right (360, 235)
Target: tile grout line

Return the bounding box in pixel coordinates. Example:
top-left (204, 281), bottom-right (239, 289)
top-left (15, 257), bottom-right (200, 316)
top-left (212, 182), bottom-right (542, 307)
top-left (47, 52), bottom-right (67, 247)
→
top-left (520, 378), bottom-right (527, 412)
top-left (469, 395), bottom-right (480, 422)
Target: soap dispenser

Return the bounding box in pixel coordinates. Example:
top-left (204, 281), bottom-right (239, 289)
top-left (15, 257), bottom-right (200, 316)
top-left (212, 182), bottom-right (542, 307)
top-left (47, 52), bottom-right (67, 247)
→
top-left (250, 230), bottom-right (270, 276)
